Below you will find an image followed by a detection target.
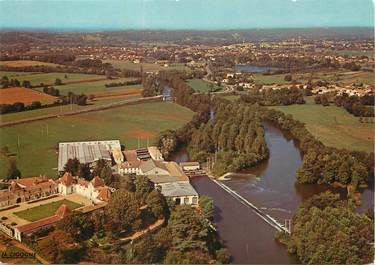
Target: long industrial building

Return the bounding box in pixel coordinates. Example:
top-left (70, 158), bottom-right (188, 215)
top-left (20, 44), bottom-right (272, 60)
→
top-left (58, 140), bottom-right (123, 171)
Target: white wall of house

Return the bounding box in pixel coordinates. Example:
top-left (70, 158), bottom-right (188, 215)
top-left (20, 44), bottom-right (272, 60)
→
top-left (172, 195), bottom-right (198, 206)
top-left (119, 167), bottom-right (142, 175)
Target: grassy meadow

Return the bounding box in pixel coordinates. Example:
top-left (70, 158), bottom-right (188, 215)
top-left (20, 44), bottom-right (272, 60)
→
top-left (0, 96), bottom-right (141, 123)
top-left (33, 77), bottom-right (142, 95)
top-left (0, 102), bottom-right (194, 178)
top-left (270, 97), bottom-right (374, 153)
top-left (253, 73), bottom-right (291, 85)
top-left (0, 71), bottom-right (105, 86)
top-left (187, 79), bottom-right (222, 92)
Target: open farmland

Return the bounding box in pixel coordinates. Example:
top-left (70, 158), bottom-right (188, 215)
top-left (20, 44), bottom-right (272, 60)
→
top-left (0, 101), bottom-right (194, 178)
top-left (0, 96), bottom-right (142, 124)
top-left (3, 72), bottom-right (105, 87)
top-left (0, 71), bottom-right (39, 77)
top-left (105, 60), bottom-right (189, 73)
top-left (296, 70), bottom-right (374, 86)
top-left (0, 87), bottom-right (56, 104)
top-left (34, 77), bottom-right (142, 95)
top-left (270, 97), bottom-right (374, 153)
top-left (0, 60), bottom-right (60, 68)
top-left (187, 79), bottom-right (222, 92)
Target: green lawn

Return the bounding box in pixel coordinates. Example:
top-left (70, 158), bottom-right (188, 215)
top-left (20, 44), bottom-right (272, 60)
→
top-left (187, 79), bottom-right (222, 92)
top-left (14, 199), bottom-right (82, 222)
top-left (34, 78), bottom-right (141, 95)
top-left (270, 97), bottom-right (374, 153)
top-left (7, 72), bottom-right (105, 87)
top-left (0, 102), bottom-right (194, 178)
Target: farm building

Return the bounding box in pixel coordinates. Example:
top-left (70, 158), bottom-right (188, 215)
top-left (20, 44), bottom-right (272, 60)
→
top-left (58, 140), bottom-right (123, 172)
top-left (157, 182), bottom-right (199, 206)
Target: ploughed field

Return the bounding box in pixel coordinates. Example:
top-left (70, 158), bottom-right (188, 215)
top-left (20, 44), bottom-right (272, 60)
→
top-left (0, 87), bottom-right (56, 104)
top-left (0, 102), bottom-right (194, 178)
top-left (271, 97), bottom-right (374, 153)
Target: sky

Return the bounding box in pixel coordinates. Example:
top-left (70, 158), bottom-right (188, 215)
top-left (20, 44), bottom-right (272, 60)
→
top-left (0, 0), bottom-right (373, 30)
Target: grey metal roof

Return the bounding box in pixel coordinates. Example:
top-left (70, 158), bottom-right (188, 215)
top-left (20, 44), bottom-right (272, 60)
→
top-left (147, 175), bottom-right (181, 184)
top-left (58, 140), bottom-right (121, 171)
top-left (158, 181), bottom-right (198, 197)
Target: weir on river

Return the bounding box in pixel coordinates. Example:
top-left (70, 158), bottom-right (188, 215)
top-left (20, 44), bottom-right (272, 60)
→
top-left (211, 178), bottom-right (291, 234)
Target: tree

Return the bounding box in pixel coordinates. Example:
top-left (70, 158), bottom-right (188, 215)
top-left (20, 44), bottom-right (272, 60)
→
top-left (105, 190), bottom-right (140, 234)
top-left (78, 163), bottom-right (92, 181)
top-left (54, 78), bottom-right (63, 85)
top-left (64, 158), bottom-right (80, 175)
top-left (30, 101), bottom-right (42, 109)
top-left (284, 74), bottom-right (292, 82)
top-left (146, 190), bottom-right (167, 219)
top-left (135, 175), bottom-right (154, 199)
top-left (58, 212), bottom-right (94, 241)
top-left (6, 158), bottom-right (21, 180)
top-left (199, 195), bottom-right (214, 221)
top-left (93, 159), bottom-right (108, 176)
top-left (284, 192), bottom-right (374, 265)
top-left (100, 166), bottom-right (114, 185)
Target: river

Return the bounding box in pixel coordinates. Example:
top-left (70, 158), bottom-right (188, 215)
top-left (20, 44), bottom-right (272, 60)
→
top-left (173, 121), bottom-right (374, 263)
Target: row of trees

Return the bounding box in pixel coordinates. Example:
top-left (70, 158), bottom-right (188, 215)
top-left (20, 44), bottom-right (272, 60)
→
top-left (277, 191), bottom-right (373, 264)
top-left (315, 93), bottom-right (375, 117)
top-left (105, 79), bottom-right (141, 88)
top-left (0, 101), bottom-right (45, 114)
top-left (1, 76), bottom-right (31, 88)
top-left (42, 86), bottom-right (60, 96)
top-left (240, 87), bottom-right (306, 106)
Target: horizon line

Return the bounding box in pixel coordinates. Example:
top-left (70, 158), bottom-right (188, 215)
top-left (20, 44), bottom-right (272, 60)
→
top-left (0, 26), bottom-right (374, 33)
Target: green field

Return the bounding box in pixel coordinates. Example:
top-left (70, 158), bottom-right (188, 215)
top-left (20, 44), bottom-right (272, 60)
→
top-left (0, 71), bottom-right (40, 77)
top-left (34, 78), bottom-right (141, 95)
top-left (253, 74), bottom-right (291, 85)
top-left (14, 199), bottom-right (82, 222)
top-left (187, 79), bottom-right (222, 92)
top-left (0, 72), bottom-right (105, 86)
top-left (105, 60), bottom-right (189, 73)
top-left (220, 94), bottom-right (240, 102)
top-left (0, 96), bottom-right (141, 123)
top-left (296, 70), bottom-right (374, 86)
top-left (270, 97), bottom-right (374, 153)
top-left (0, 102), bottom-right (194, 178)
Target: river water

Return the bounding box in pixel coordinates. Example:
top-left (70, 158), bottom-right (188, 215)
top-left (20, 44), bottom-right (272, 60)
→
top-left (173, 122), bottom-right (374, 263)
